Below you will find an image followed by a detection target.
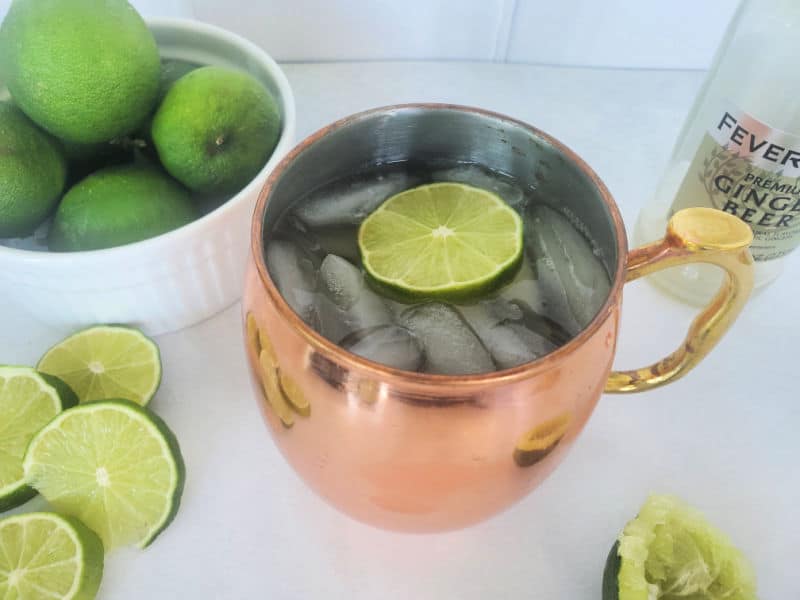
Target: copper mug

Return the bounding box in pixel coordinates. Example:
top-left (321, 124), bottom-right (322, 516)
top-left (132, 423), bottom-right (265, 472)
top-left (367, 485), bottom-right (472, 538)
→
top-left (242, 105), bottom-right (754, 532)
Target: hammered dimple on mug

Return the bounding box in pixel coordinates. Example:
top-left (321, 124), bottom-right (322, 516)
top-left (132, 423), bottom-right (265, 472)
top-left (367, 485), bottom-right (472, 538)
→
top-left (242, 104), bottom-right (754, 532)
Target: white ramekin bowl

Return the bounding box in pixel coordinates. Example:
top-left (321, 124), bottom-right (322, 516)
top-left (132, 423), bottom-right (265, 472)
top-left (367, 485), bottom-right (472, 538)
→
top-left (0, 18), bottom-right (296, 335)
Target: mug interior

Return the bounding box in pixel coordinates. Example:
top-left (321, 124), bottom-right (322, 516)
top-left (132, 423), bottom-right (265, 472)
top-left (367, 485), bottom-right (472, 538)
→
top-left (262, 105), bottom-right (620, 277)
top-left (257, 104), bottom-right (626, 375)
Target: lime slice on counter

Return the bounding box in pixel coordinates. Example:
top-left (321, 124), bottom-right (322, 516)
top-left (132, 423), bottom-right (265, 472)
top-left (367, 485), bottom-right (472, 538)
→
top-left (23, 399), bottom-right (185, 551)
top-left (37, 325), bottom-right (161, 406)
top-left (359, 183), bottom-right (523, 300)
top-left (603, 495), bottom-right (757, 600)
top-left (0, 512), bottom-right (104, 600)
top-left (0, 366), bottom-right (77, 512)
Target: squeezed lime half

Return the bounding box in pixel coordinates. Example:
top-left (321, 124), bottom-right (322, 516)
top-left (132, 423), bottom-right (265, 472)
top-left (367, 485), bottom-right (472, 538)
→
top-left (603, 495), bottom-right (758, 600)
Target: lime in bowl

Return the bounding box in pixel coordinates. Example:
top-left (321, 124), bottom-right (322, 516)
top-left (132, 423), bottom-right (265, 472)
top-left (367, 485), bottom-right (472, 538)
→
top-left (0, 18), bottom-right (296, 335)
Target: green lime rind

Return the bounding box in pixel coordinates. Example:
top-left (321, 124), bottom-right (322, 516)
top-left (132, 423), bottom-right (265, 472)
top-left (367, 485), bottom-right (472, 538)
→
top-left (359, 183), bottom-right (524, 302)
top-left (364, 252), bottom-right (523, 304)
top-left (129, 399), bottom-right (186, 548)
top-left (0, 101), bottom-right (67, 238)
top-left (39, 372), bottom-right (80, 409)
top-left (0, 0), bottom-right (160, 144)
top-left (0, 511), bottom-right (104, 600)
top-left (60, 138), bottom-right (136, 186)
top-left (47, 164), bottom-right (196, 252)
top-left (606, 495), bottom-right (758, 600)
top-left (602, 541), bottom-right (621, 600)
top-left (23, 398), bottom-right (185, 551)
top-left (0, 484), bottom-right (37, 514)
top-left (156, 58), bottom-right (202, 104)
top-left (151, 65), bottom-right (281, 195)
top-left (37, 324), bottom-right (162, 407)
top-left (0, 366), bottom-right (76, 512)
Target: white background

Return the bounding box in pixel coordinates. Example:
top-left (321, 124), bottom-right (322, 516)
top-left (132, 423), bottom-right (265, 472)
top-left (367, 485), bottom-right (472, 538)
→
top-left (0, 0), bottom-right (739, 68)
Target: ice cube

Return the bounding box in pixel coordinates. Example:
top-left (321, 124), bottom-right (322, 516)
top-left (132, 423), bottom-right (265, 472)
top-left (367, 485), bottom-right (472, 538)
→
top-left (314, 294), bottom-right (357, 345)
top-left (294, 172), bottom-right (417, 228)
top-left (341, 325), bottom-right (424, 371)
top-left (319, 254), bottom-right (364, 308)
top-left (526, 205), bottom-right (611, 328)
top-left (506, 323), bottom-right (557, 359)
top-left (514, 302), bottom-right (574, 348)
top-left (399, 302), bottom-right (495, 375)
top-left (498, 254), bottom-right (581, 336)
top-left (312, 226), bottom-right (361, 264)
top-left (317, 254), bottom-right (393, 343)
top-left (384, 298), bottom-right (414, 320)
top-left (266, 239), bottom-right (319, 326)
top-left (459, 300), bottom-right (552, 369)
top-left (431, 164), bottom-right (526, 212)
top-left (277, 214), bottom-right (362, 266)
top-left (479, 296), bottom-right (523, 323)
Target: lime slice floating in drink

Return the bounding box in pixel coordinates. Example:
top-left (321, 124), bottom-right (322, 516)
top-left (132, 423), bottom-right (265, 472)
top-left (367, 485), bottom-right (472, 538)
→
top-left (37, 325), bottom-right (161, 406)
top-left (23, 399), bottom-right (185, 550)
top-left (0, 512), bottom-right (104, 600)
top-left (0, 366), bottom-right (77, 512)
top-left (603, 495), bottom-right (758, 600)
top-left (359, 183), bottom-right (523, 301)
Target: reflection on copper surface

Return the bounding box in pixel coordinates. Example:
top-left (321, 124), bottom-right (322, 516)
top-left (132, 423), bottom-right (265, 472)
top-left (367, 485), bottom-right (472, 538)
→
top-left (257, 322), bottom-right (278, 365)
top-left (356, 379), bottom-right (380, 404)
top-left (513, 412), bottom-right (572, 467)
top-left (310, 351), bottom-right (348, 391)
top-left (387, 389), bottom-right (480, 408)
top-left (259, 350), bottom-right (294, 427)
top-left (278, 368), bottom-right (311, 416)
top-left (246, 312), bottom-right (261, 356)
top-left (248, 311), bottom-right (310, 428)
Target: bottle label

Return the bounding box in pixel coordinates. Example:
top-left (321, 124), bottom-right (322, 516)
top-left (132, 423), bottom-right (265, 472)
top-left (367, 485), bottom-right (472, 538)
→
top-left (670, 107), bottom-right (800, 261)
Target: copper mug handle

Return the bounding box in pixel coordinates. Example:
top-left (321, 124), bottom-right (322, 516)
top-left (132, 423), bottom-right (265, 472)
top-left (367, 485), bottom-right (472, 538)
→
top-left (605, 207), bottom-right (754, 393)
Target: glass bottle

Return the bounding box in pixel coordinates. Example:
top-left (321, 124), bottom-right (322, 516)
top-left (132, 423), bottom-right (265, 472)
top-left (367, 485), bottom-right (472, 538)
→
top-left (635, 0), bottom-right (800, 305)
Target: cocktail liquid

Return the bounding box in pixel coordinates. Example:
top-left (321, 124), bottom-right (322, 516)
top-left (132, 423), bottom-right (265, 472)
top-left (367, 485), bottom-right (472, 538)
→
top-left (266, 162), bottom-right (611, 375)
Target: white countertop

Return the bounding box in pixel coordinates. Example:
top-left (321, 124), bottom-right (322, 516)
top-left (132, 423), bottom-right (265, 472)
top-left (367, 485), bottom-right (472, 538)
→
top-left (2, 62), bottom-right (797, 599)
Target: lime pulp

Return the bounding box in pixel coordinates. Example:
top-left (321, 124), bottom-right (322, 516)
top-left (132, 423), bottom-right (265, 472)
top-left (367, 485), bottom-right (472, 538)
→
top-left (358, 182), bottom-right (523, 301)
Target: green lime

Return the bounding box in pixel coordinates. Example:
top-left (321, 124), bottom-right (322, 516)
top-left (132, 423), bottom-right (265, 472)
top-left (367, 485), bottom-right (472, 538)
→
top-left (0, 367), bottom-right (77, 512)
top-left (48, 164), bottom-right (196, 251)
top-left (37, 325), bottom-right (162, 407)
top-left (135, 59), bottom-right (203, 163)
top-left (23, 399), bottom-right (185, 550)
top-left (359, 182), bottom-right (524, 301)
top-left (0, 512), bottom-right (104, 599)
top-left (156, 58), bottom-right (202, 104)
top-left (603, 495), bottom-right (757, 600)
top-left (151, 65), bottom-right (281, 195)
top-left (0, 101), bottom-right (67, 237)
top-left (60, 138), bottom-right (135, 186)
top-left (0, 0), bottom-right (160, 143)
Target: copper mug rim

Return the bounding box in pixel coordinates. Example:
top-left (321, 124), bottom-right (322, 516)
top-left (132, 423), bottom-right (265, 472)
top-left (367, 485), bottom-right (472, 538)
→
top-left (250, 103), bottom-right (629, 390)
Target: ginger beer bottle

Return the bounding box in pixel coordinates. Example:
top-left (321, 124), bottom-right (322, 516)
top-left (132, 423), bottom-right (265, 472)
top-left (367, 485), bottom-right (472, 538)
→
top-left (635, 0), bottom-right (800, 304)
